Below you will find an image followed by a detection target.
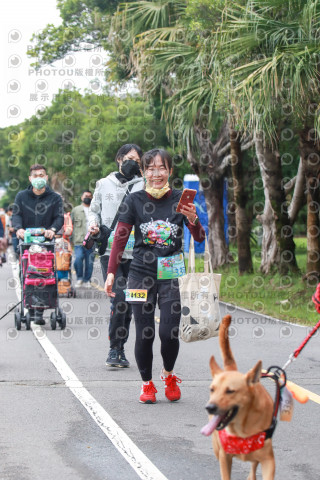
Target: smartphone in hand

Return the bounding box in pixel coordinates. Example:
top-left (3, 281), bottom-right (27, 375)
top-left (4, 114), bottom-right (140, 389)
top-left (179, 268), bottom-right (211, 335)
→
top-left (176, 189), bottom-right (197, 213)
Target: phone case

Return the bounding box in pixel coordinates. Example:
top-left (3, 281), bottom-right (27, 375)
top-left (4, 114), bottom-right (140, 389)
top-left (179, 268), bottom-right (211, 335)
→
top-left (176, 189), bottom-right (197, 213)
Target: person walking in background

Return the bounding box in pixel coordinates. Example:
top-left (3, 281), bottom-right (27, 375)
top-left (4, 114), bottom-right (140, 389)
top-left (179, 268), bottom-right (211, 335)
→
top-left (0, 208), bottom-right (5, 236)
top-left (0, 214), bottom-right (5, 267)
top-left (6, 205), bottom-right (18, 257)
top-left (89, 144), bottom-right (144, 368)
top-left (105, 148), bottom-right (206, 403)
top-left (71, 190), bottom-right (94, 288)
top-left (0, 208), bottom-right (7, 264)
top-left (312, 283), bottom-right (320, 313)
top-left (12, 164), bottom-right (64, 324)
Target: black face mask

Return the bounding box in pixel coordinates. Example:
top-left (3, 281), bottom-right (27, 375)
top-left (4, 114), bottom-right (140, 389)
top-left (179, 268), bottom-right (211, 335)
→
top-left (83, 197), bottom-right (92, 205)
top-left (120, 159), bottom-right (140, 179)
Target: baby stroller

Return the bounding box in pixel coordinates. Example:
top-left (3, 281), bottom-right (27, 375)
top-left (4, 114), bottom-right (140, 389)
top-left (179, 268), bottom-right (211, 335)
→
top-left (55, 237), bottom-right (76, 298)
top-left (14, 228), bottom-right (66, 330)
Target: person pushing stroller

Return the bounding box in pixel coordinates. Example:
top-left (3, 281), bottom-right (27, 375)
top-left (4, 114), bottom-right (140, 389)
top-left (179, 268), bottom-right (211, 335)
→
top-left (12, 164), bottom-right (64, 324)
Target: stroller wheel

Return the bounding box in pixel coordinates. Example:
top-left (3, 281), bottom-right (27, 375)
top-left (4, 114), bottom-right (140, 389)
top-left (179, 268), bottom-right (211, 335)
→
top-left (50, 312), bottom-right (57, 330)
top-left (59, 312), bottom-right (66, 330)
top-left (25, 313), bottom-right (31, 331)
top-left (14, 312), bottom-right (21, 331)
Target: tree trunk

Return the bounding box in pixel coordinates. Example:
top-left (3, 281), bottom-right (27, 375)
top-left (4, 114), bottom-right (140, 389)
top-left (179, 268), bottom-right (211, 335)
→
top-left (230, 128), bottom-right (253, 274)
top-left (299, 128), bottom-right (320, 282)
top-left (254, 135), bottom-right (298, 274)
top-left (288, 158), bottom-right (306, 224)
top-left (201, 176), bottom-right (229, 268)
top-left (187, 124), bottom-right (230, 268)
top-left (51, 172), bottom-right (73, 211)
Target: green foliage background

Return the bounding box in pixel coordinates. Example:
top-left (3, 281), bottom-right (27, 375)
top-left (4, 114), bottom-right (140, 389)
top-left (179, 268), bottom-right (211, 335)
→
top-left (0, 90), bottom-right (192, 207)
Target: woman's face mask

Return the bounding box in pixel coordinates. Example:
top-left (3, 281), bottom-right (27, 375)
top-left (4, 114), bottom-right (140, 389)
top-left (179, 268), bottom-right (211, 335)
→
top-left (31, 177), bottom-right (47, 190)
top-left (120, 159), bottom-right (141, 179)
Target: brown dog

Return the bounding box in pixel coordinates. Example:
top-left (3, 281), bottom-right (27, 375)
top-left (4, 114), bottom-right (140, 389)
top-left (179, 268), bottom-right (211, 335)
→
top-left (201, 315), bottom-right (275, 480)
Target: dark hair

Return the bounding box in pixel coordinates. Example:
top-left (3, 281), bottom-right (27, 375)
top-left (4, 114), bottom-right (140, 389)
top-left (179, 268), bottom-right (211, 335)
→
top-left (115, 144), bottom-right (143, 163)
top-left (30, 164), bottom-right (47, 174)
top-left (82, 190), bottom-right (92, 196)
top-left (141, 149), bottom-right (172, 172)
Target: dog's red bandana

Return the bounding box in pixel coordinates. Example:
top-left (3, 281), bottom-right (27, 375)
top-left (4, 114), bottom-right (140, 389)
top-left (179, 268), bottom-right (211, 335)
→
top-left (219, 429), bottom-right (266, 455)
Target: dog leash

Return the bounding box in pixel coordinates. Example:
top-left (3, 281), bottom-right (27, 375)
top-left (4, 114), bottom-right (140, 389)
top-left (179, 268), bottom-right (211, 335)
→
top-left (262, 320), bottom-right (320, 405)
top-left (0, 300), bottom-right (22, 321)
top-left (282, 318), bottom-right (320, 370)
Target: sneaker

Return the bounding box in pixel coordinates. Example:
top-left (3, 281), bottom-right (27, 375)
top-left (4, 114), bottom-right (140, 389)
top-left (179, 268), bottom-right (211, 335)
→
top-left (160, 372), bottom-right (182, 402)
top-left (75, 279), bottom-right (83, 288)
top-left (139, 381), bottom-right (157, 404)
top-left (105, 348), bottom-right (122, 367)
top-left (83, 281), bottom-right (92, 288)
top-left (119, 349), bottom-right (130, 368)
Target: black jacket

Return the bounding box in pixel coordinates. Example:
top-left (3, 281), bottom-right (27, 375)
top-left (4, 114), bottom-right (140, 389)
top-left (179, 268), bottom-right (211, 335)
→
top-left (12, 185), bottom-right (64, 232)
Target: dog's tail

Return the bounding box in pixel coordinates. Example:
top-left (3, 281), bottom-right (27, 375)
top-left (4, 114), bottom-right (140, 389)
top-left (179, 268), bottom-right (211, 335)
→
top-left (219, 315), bottom-right (237, 371)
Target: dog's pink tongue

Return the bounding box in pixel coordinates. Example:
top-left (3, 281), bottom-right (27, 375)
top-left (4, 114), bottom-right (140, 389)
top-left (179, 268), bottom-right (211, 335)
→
top-left (201, 415), bottom-right (222, 436)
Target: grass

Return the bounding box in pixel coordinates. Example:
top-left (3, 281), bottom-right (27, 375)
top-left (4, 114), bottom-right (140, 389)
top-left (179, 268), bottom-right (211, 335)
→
top-left (191, 237), bottom-right (319, 326)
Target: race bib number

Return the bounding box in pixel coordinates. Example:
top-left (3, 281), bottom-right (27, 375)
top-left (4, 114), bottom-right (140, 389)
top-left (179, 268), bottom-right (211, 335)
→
top-left (124, 289), bottom-right (147, 303)
top-left (157, 253), bottom-right (186, 280)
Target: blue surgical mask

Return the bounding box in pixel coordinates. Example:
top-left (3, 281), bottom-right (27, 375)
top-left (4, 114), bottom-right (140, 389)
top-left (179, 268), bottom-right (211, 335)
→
top-left (31, 177), bottom-right (47, 189)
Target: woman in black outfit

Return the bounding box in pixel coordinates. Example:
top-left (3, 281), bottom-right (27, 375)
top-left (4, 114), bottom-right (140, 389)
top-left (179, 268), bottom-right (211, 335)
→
top-left (105, 149), bottom-right (205, 404)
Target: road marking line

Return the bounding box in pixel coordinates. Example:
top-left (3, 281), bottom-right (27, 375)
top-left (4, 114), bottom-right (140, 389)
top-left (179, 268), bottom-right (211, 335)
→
top-left (12, 259), bottom-right (168, 480)
top-left (31, 326), bottom-right (168, 480)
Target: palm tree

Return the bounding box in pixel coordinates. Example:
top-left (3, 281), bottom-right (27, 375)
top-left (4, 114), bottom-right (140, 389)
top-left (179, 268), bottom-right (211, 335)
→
top-left (216, 0), bottom-right (320, 276)
top-left (110, 0), bottom-right (257, 270)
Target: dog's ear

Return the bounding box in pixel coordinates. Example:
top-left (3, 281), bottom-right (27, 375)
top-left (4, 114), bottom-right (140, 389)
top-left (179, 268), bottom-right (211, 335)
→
top-left (246, 360), bottom-right (262, 386)
top-left (210, 355), bottom-right (222, 377)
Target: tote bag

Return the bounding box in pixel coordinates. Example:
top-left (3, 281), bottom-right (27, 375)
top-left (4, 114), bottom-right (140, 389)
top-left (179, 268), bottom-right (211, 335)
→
top-left (179, 236), bottom-right (221, 342)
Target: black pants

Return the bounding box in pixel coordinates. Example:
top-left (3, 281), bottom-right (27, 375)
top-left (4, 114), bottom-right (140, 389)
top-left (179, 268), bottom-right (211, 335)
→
top-left (100, 255), bottom-right (132, 350)
top-left (127, 276), bottom-right (181, 382)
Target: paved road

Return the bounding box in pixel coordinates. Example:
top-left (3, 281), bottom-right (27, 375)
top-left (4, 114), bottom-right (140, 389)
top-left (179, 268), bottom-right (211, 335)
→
top-left (1, 251), bottom-right (319, 480)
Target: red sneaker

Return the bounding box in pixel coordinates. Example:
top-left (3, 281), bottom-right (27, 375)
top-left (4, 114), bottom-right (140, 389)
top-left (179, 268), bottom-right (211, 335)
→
top-left (139, 381), bottom-right (157, 404)
top-left (160, 373), bottom-right (182, 402)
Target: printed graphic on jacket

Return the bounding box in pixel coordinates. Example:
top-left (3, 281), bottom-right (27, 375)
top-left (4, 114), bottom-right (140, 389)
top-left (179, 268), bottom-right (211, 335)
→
top-left (140, 218), bottom-right (179, 248)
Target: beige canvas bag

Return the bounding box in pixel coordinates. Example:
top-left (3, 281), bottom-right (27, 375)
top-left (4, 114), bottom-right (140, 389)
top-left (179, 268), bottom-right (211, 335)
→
top-left (179, 236), bottom-right (221, 342)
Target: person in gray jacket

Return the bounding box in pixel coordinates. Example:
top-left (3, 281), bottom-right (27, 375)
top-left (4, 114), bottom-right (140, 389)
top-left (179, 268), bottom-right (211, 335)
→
top-left (89, 144), bottom-right (144, 368)
top-left (71, 190), bottom-right (94, 288)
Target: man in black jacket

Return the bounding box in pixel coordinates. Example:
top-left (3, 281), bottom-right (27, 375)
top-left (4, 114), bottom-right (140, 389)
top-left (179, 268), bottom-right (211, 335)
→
top-left (12, 164), bottom-right (64, 324)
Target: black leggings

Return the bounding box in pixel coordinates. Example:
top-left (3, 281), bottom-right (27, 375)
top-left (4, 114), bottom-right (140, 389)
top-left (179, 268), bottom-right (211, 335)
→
top-left (100, 255), bottom-right (132, 350)
top-left (129, 277), bottom-right (181, 381)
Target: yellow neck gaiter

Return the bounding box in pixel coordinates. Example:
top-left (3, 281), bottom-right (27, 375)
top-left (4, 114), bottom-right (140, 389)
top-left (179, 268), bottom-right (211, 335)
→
top-left (145, 181), bottom-right (170, 199)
